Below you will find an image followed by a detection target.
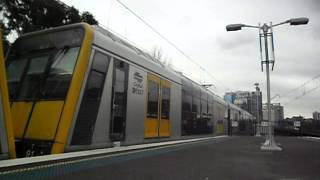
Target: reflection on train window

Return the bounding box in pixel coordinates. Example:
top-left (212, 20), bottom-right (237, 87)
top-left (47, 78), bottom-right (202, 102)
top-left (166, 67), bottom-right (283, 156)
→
top-left (71, 51), bottom-right (110, 145)
top-left (182, 80), bottom-right (192, 112)
top-left (161, 86), bottom-right (170, 119)
top-left (17, 55), bottom-right (50, 100)
top-left (201, 91), bottom-right (208, 115)
top-left (42, 47), bottom-right (80, 99)
top-left (208, 95), bottom-right (213, 116)
top-left (6, 59), bottom-right (28, 98)
top-left (192, 85), bottom-right (200, 116)
top-left (85, 71), bottom-right (105, 100)
top-left (147, 80), bottom-right (159, 118)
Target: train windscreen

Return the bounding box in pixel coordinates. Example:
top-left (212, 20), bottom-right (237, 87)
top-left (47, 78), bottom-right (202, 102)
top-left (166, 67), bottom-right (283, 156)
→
top-left (6, 28), bottom-right (84, 101)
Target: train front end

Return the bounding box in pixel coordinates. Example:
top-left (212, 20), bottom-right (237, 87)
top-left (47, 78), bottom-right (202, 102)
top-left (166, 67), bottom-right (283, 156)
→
top-left (6, 23), bottom-right (93, 157)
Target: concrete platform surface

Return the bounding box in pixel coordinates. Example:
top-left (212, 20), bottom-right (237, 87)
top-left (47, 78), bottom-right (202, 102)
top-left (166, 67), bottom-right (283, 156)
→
top-left (57, 136), bottom-right (320, 180)
top-left (2, 136), bottom-right (320, 180)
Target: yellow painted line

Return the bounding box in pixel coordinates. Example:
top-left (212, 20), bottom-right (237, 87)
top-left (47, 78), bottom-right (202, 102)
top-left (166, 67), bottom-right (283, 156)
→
top-left (0, 29), bottom-right (16, 158)
top-left (51, 23), bottom-right (94, 154)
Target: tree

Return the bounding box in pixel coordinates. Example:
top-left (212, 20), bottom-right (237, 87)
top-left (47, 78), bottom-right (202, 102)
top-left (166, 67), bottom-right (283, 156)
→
top-left (0, 0), bottom-right (99, 47)
top-left (150, 46), bottom-right (172, 68)
top-left (81, 11), bottom-right (98, 25)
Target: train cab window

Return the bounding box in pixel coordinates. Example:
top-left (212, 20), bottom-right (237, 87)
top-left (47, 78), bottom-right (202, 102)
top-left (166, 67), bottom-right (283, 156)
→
top-left (147, 80), bottom-right (159, 118)
top-left (16, 55), bottom-right (50, 100)
top-left (6, 59), bottom-right (28, 98)
top-left (161, 87), bottom-right (170, 119)
top-left (42, 47), bottom-right (80, 99)
top-left (6, 28), bottom-right (84, 101)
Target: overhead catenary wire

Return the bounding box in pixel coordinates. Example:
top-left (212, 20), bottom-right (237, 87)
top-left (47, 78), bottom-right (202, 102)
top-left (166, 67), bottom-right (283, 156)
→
top-left (276, 74), bottom-right (320, 105)
top-left (115, 0), bottom-right (231, 92)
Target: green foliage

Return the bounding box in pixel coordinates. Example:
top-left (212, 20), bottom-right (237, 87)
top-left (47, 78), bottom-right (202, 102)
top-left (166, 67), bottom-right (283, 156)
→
top-left (0, 0), bottom-right (99, 51)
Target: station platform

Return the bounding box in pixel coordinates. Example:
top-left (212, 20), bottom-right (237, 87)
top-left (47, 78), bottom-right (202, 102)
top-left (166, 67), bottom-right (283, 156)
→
top-left (1, 136), bottom-right (320, 180)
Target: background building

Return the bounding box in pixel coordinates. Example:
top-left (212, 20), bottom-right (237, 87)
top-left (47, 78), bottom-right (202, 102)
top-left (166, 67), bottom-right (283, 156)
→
top-left (313, 111), bottom-right (320, 120)
top-left (262, 103), bottom-right (284, 122)
top-left (224, 92), bottom-right (236, 104)
top-left (224, 89), bottom-right (262, 122)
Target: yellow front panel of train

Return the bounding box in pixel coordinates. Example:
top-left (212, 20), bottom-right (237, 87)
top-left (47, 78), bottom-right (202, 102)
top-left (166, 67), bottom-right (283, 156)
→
top-left (11, 102), bottom-right (33, 138)
top-left (25, 101), bottom-right (64, 140)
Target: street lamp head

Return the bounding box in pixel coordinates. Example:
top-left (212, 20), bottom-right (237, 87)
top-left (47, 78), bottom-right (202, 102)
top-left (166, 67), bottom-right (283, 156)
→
top-left (226, 24), bottom-right (244, 31)
top-left (289, 17), bottom-right (309, 25)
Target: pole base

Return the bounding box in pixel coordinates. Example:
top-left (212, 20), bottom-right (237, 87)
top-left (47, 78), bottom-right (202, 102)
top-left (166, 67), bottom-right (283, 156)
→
top-left (260, 139), bottom-right (282, 151)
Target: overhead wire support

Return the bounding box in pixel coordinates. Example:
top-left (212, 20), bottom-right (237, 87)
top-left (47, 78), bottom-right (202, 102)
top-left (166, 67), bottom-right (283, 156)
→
top-left (115, 0), bottom-right (230, 92)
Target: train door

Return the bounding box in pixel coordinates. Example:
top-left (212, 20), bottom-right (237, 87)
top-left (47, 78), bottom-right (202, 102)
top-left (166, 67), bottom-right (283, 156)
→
top-left (145, 74), bottom-right (171, 138)
top-left (109, 59), bottom-right (129, 141)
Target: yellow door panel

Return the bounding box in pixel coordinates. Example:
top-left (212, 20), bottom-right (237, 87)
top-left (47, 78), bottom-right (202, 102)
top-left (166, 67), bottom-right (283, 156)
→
top-left (144, 118), bottom-right (158, 138)
top-left (148, 73), bottom-right (161, 83)
top-left (161, 79), bottom-right (171, 88)
top-left (144, 74), bottom-right (160, 138)
top-left (216, 123), bottom-right (224, 134)
top-left (11, 102), bottom-right (33, 138)
top-left (25, 101), bottom-right (64, 140)
top-left (159, 119), bottom-right (170, 137)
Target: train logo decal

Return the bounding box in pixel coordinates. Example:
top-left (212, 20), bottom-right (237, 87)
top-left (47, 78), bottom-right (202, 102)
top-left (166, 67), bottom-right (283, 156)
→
top-left (132, 71), bottom-right (144, 95)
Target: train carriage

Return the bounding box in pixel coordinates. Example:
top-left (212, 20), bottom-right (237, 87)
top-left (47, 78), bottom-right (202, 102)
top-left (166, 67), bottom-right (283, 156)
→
top-left (4, 23), bottom-right (254, 158)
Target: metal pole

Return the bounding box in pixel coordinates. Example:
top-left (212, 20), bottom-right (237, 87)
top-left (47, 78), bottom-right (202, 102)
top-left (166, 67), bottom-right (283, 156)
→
top-left (264, 28), bottom-right (272, 143)
top-left (255, 88), bottom-right (261, 136)
top-left (260, 24), bottom-right (281, 151)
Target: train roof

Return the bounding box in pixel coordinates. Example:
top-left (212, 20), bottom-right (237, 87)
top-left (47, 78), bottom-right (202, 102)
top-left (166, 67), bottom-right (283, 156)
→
top-left (92, 25), bottom-right (181, 84)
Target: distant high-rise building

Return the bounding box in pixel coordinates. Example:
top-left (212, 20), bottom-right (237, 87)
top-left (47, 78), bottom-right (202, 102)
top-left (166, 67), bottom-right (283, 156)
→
top-left (313, 111), bottom-right (320, 120)
top-left (224, 92), bottom-right (236, 103)
top-left (262, 103), bottom-right (284, 122)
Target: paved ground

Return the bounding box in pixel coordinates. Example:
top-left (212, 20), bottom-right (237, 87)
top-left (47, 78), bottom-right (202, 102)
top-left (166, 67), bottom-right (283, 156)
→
top-left (51, 136), bottom-right (320, 180)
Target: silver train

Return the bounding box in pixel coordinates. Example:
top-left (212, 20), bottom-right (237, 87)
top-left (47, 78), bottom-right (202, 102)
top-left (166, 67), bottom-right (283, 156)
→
top-left (2, 23), bottom-right (255, 158)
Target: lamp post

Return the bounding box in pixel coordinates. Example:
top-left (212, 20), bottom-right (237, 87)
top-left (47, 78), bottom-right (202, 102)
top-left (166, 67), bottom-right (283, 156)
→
top-left (254, 83), bottom-right (261, 137)
top-left (226, 17), bottom-right (309, 151)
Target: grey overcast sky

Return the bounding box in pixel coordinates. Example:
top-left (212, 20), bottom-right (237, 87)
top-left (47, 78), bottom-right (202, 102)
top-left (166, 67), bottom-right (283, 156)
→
top-left (61, 0), bottom-right (320, 118)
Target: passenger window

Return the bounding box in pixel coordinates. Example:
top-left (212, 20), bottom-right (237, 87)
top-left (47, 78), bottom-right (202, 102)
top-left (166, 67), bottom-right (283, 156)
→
top-left (91, 52), bottom-right (109, 73)
top-left (85, 71), bottom-right (105, 100)
top-left (71, 51), bottom-right (110, 145)
top-left (161, 87), bottom-right (170, 119)
top-left (147, 80), bottom-right (159, 118)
